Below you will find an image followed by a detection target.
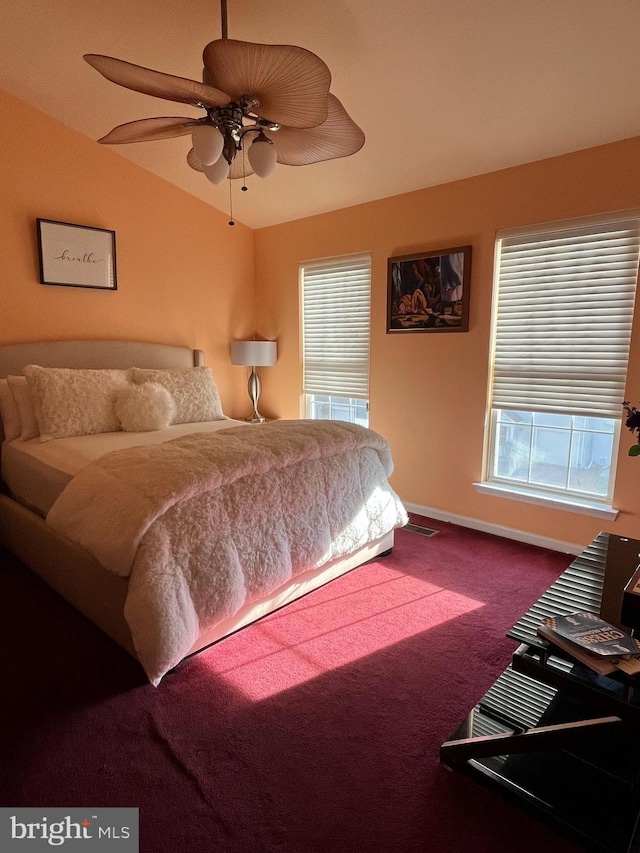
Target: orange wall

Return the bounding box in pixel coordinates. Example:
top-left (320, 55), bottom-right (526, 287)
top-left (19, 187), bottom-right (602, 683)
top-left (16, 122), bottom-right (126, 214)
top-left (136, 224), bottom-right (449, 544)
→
top-left (255, 137), bottom-right (640, 548)
top-left (0, 88), bottom-right (255, 418)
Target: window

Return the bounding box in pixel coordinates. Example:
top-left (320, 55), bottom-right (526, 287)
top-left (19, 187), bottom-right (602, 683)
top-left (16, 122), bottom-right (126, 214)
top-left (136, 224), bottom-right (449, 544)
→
top-left (307, 394), bottom-right (369, 426)
top-left (301, 254), bottom-right (371, 426)
top-left (481, 213), bottom-right (640, 514)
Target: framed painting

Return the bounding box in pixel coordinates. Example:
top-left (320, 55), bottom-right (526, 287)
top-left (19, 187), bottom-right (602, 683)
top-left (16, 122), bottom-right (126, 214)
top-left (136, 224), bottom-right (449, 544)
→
top-left (37, 219), bottom-right (117, 290)
top-left (387, 245), bottom-right (471, 333)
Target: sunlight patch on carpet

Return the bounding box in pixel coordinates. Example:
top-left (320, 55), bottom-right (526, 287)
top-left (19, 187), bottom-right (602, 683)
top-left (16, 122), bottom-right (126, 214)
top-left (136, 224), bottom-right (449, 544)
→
top-left (197, 563), bottom-right (485, 701)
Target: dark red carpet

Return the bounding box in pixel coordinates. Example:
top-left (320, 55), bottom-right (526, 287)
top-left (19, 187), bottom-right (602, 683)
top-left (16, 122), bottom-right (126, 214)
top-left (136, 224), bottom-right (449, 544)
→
top-left (0, 517), bottom-right (582, 852)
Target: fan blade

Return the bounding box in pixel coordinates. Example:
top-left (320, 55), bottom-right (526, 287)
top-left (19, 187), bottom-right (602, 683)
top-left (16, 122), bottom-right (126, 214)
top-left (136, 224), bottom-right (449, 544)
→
top-left (267, 94), bottom-right (365, 165)
top-left (202, 39), bottom-right (330, 128)
top-left (84, 54), bottom-right (231, 108)
top-left (98, 117), bottom-right (199, 144)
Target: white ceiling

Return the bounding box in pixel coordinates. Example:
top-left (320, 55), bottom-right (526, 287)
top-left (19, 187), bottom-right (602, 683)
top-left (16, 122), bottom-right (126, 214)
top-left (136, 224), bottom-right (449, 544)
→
top-left (3, 0), bottom-right (640, 229)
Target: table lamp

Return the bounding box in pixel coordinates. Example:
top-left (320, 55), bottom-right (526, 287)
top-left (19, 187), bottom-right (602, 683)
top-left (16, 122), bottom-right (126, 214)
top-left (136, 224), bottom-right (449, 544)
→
top-left (231, 339), bottom-right (277, 422)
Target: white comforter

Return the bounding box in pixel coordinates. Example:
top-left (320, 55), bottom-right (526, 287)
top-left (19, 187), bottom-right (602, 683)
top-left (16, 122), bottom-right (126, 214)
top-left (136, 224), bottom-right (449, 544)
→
top-left (47, 420), bottom-right (407, 684)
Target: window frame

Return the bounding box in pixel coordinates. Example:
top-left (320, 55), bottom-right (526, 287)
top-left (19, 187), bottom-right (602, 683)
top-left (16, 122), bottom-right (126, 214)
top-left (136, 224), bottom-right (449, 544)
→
top-left (304, 393), bottom-right (370, 427)
top-left (300, 253), bottom-right (371, 424)
top-left (478, 211), bottom-right (640, 518)
top-left (485, 408), bottom-right (622, 505)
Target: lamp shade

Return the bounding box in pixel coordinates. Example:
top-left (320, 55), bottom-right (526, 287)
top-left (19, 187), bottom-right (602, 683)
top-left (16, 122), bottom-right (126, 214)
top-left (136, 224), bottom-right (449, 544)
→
top-left (192, 124), bottom-right (224, 166)
top-left (248, 134), bottom-right (277, 178)
top-left (231, 340), bottom-right (277, 367)
top-left (204, 154), bottom-right (230, 185)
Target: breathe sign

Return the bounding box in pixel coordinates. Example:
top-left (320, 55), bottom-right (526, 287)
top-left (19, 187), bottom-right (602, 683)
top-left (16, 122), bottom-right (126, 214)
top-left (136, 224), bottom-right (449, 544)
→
top-left (36, 219), bottom-right (117, 290)
top-left (0, 808), bottom-right (138, 850)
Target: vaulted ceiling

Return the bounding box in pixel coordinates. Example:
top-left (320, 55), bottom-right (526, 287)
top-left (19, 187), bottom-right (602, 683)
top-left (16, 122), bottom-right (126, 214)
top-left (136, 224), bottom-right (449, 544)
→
top-left (3, 0), bottom-right (640, 229)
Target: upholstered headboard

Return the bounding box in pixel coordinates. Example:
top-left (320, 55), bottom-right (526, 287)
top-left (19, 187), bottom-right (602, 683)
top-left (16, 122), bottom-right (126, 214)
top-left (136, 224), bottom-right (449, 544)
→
top-left (0, 340), bottom-right (205, 445)
top-left (0, 340), bottom-right (204, 378)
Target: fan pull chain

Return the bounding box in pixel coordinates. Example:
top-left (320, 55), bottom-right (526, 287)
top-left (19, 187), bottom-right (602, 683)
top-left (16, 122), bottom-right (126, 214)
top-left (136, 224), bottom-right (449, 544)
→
top-left (228, 179), bottom-right (235, 226)
top-left (241, 145), bottom-right (248, 192)
top-left (228, 146), bottom-right (249, 225)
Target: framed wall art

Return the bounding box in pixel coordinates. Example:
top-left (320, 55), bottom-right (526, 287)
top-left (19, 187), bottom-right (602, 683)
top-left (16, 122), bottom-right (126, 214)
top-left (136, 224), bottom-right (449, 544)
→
top-left (37, 219), bottom-right (117, 290)
top-left (387, 245), bottom-right (471, 333)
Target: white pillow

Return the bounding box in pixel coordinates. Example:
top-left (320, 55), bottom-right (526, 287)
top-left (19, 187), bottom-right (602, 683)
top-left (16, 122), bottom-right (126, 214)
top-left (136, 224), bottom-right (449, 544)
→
top-left (130, 366), bottom-right (225, 424)
top-left (24, 364), bottom-right (130, 441)
top-left (113, 382), bottom-right (176, 432)
top-left (6, 375), bottom-right (39, 440)
top-left (0, 378), bottom-right (22, 442)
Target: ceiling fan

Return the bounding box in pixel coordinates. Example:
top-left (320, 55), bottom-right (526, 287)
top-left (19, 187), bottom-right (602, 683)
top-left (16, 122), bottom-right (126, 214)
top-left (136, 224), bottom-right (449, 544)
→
top-left (84, 0), bottom-right (365, 222)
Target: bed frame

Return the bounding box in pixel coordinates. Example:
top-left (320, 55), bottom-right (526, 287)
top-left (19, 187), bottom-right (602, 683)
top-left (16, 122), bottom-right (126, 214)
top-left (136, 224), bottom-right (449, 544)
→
top-left (0, 340), bottom-right (393, 671)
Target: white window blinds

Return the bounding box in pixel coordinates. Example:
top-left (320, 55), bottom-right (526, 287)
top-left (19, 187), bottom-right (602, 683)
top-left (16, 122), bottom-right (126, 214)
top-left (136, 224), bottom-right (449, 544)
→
top-left (491, 216), bottom-right (640, 418)
top-left (301, 254), bottom-right (371, 398)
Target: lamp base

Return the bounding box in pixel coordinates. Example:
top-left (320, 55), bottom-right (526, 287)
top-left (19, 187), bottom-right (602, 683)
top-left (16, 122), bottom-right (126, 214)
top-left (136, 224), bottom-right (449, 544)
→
top-left (244, 367), bottom-right (268, 424)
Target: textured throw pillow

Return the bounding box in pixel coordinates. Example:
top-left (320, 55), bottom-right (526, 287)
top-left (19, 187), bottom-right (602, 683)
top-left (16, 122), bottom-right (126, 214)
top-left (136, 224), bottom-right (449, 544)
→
top-left (6, 375), bottom-right (39, 440)
top-left (130, 366), bottom-right (225, 424)
top-left (25, 364), bottom-right (130, 441)
top-left (0, 378), bottom-right (22, 442)
top-left (113, 382), bottom-right (176, 432)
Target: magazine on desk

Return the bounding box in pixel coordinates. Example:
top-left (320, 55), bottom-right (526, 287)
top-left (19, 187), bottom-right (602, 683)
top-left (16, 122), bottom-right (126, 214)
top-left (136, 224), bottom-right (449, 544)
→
top-left (537, 611), bottom-right (640, 676)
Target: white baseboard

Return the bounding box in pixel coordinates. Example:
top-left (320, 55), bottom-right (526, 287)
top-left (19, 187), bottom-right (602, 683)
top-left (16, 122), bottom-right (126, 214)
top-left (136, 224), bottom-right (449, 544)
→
top-left (402, 501), bottom-right (583, 555)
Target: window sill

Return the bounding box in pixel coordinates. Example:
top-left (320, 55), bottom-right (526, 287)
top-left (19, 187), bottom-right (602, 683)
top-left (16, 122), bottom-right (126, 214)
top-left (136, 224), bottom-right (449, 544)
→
top-left (473, 481), bottom-right (619, 520)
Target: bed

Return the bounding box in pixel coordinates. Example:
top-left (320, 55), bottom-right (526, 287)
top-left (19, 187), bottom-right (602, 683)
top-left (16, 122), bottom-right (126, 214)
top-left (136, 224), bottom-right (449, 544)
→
top-left (0, 340), bottom-right (406, 684)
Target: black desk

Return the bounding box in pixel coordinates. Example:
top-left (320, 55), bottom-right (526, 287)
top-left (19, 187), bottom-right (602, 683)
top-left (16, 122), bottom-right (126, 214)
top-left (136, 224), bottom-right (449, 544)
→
top-left (441, 532), bottom-right (640, 853)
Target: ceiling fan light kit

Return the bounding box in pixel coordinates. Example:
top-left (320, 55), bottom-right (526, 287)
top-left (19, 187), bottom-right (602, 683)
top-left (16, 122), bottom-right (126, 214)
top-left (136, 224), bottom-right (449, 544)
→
top-left (83, 0), bottom-right (364, 223)
top-left (247, 132), bottom-right (277, 178)
top-left (203, 153), bottom-right (230, 184)
top-left (191, 123), bottom-right (224, 165)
